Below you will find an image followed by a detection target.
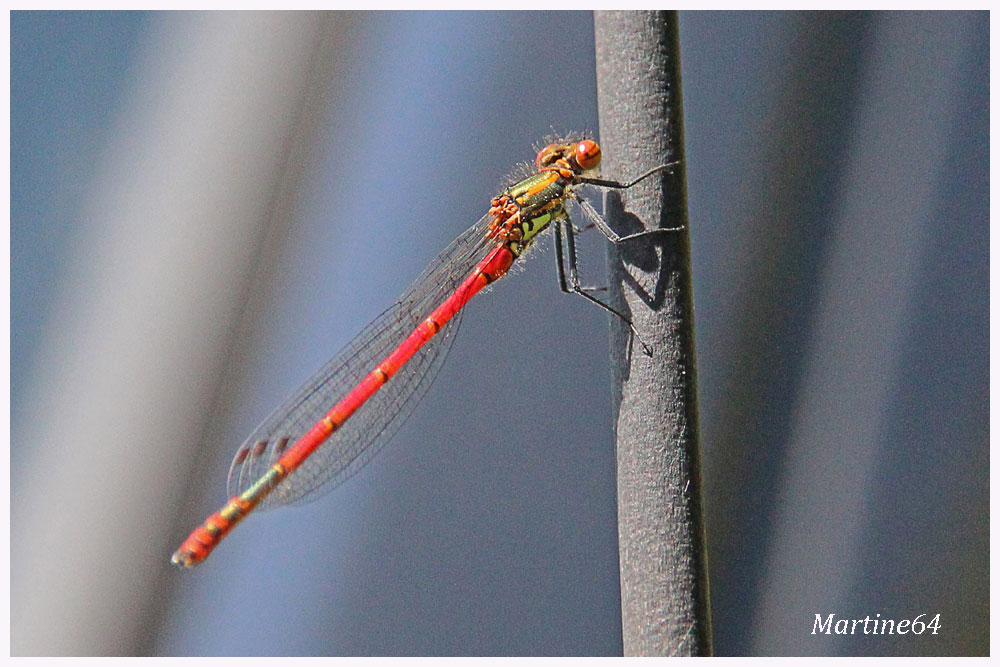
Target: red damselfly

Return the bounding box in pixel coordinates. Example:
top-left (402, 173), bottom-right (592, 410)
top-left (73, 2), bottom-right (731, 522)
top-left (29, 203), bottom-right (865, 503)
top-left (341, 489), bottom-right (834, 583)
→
top-left (172, 138), bottom-right (678, 567)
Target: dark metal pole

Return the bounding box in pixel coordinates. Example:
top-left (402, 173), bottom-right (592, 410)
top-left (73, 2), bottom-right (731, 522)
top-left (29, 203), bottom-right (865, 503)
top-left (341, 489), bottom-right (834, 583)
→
top-left (593, 10), bottom-right (712, 656)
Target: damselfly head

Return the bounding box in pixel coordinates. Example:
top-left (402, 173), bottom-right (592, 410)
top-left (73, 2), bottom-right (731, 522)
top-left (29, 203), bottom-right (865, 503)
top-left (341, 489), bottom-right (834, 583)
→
top-left (535, 140), bottom-right (602, 173)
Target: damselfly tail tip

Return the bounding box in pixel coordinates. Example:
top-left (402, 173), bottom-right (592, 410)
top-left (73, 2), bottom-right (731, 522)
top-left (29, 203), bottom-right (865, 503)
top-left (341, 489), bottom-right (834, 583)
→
top-left (170, 549), bottom-right (199, 569)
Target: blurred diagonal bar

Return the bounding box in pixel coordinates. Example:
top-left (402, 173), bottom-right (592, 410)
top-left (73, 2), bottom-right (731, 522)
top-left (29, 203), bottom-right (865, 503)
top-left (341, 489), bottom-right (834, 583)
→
top-left (593, 10), bottom-right (712, 656)
top-left (11, 13), bottom-right (334, 655)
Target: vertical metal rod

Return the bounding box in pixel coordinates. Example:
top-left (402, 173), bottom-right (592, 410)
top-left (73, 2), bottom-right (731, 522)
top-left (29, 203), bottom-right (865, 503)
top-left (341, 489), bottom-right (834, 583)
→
top-left (593, 10), bottom-right (712, 656)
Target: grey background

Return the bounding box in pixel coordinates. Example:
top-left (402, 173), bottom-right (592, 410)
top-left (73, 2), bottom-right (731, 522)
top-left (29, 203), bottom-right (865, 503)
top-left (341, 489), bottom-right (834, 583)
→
top-left (11, 11), bottom-right (988, 656)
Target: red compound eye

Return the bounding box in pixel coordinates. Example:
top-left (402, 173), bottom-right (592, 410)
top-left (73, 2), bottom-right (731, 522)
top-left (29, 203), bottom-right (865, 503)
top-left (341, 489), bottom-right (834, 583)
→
top-left (575, 140), bottom-right (601, 170)
top-left (535, 144), bottom-right (562, 169)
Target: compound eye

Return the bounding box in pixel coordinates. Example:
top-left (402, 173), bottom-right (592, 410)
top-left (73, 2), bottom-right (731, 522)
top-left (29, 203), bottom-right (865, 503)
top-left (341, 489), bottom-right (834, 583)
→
top-left (535, 144), bottom-right (562, 169)
top-left (575, 140), bottom-right (601, 170)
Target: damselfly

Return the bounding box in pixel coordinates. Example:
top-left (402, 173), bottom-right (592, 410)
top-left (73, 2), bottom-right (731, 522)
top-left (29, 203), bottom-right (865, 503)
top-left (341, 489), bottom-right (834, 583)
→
top-left (172, 138), bottom-right (679, 567)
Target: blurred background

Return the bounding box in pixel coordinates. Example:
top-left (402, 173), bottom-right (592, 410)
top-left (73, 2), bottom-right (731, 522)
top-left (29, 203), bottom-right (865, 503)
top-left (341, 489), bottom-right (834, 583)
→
top-left (10, 10), bottom-right (988, 656)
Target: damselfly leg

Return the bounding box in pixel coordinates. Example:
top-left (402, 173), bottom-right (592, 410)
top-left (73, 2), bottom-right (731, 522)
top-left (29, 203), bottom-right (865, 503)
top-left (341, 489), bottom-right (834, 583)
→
top-left (553, 161), bottom-right (685, 355)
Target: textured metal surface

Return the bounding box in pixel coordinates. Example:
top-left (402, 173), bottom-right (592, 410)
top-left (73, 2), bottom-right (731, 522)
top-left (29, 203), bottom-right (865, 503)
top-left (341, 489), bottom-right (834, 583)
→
top-left (594, 10), bottom-right (712, 657)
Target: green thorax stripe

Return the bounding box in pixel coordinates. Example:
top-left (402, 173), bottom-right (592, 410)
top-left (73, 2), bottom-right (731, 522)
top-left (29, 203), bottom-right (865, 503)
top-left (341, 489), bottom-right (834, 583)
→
top-left (513, 175), bottom-right (569, 255)
top-left (508, 171), bottom-right (554, 199)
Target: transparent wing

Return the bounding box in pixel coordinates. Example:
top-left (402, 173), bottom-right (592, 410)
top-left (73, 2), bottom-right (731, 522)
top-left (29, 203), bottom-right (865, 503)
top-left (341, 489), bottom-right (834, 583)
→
top-left (227, 213), bottom-right (498, 509)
